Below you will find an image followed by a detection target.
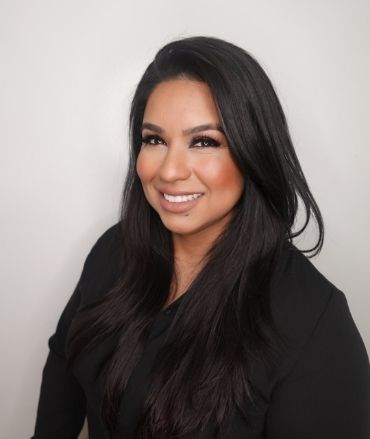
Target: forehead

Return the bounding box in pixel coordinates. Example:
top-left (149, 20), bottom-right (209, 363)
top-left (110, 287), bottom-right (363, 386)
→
top-left (143, 79), bottom-right (221, 126)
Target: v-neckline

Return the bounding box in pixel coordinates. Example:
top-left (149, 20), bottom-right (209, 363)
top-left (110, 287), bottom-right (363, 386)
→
top-left (161, 290), bottom-right (189, 313)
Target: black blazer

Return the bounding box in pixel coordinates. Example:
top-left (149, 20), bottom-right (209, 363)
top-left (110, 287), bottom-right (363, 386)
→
top-left (32, 224), bottom-right (370, 438)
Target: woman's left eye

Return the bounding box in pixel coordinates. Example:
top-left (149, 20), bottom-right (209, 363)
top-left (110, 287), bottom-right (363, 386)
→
top-left (191, 136), bottom-right (221, 148)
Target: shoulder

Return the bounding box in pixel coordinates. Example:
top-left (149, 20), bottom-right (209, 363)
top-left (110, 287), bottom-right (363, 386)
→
top-left (264, 243), bottom-right (369, 390)
top-left (264, 245), bottom-right (370, 437)
top-left (78, 222), bottom-right (123, 306)
top-left (83, 222), bottom-right (122, 266)
top-left (270, 243), bottom-right (347, 349)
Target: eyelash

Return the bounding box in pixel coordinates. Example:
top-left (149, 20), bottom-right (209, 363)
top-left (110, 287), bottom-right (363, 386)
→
top-left (141, 134), bottom-right (221, 148)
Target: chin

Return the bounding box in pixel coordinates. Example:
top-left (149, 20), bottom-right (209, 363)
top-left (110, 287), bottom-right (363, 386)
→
top-left (164, 225), bottom-right (197, 236)
top-left (160, 219), bottom-right (200, 236)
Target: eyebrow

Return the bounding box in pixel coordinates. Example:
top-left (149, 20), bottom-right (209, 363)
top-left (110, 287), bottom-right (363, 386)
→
top-left (141, 122), bottom-right (225, 135)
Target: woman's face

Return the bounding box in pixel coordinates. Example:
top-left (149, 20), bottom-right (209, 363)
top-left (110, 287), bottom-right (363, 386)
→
top-left (136, 79), bottom-right (244, 239)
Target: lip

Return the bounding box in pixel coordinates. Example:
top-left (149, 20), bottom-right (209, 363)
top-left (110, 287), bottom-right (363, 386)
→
top-left (158, 191), bottom-right (204, 213)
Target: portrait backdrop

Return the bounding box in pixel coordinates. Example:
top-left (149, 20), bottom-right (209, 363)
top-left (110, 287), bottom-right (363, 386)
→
top-left (0, 1), bottom-right (369, 437)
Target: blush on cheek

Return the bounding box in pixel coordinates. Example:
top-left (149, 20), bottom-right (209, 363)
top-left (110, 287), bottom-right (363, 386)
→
top-left (222, 163), bottom-right (244, 188)
top-left (136, 150), bottom-right (162, 182)
top-left (200, 159), bottom-right (243, 189)
top-left (136, 154), bottom-right (148, 180)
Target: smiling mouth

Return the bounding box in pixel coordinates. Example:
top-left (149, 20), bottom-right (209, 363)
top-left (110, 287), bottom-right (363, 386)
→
top-left (162, 192), bottom-right (204, 203)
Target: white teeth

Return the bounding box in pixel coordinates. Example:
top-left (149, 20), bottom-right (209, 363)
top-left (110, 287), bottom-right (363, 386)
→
top-left (163, 193), bottom-right (203, 203)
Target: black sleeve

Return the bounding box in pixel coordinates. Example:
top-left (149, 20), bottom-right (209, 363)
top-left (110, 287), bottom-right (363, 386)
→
top-left (31, 224), bottom-right (121, 438)
top-left (265, 288), bottom-right (370, 439)
top-left (31, 281), bottom-right (86, 439)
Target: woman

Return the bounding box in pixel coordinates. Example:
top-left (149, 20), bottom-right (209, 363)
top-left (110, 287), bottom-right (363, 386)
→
top-left (32, 36), bottom-right (370, 438)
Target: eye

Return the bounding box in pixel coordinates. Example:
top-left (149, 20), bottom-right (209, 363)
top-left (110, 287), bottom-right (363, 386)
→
top-left (141, 134), bottom-right (166, 146)
top-left (191, 136), bottom-right (221, 148)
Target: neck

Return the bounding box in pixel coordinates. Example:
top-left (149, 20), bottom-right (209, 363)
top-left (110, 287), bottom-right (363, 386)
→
top-left (167, 213), bottom-right (235, 304)
top-left (172, 230), bottom-right (217, 268)
top-left (171, 212), bottom-right (234, 266)
top-left (167, 231), bottom-right (213, 303)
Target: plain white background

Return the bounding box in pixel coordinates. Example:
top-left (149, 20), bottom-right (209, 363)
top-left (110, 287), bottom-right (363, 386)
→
top-left (1, 1), bottom-right (369, 437)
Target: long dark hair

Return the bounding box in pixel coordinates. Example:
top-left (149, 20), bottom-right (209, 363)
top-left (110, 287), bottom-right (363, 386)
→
top-left (67, 36), bottom-right (324, 437)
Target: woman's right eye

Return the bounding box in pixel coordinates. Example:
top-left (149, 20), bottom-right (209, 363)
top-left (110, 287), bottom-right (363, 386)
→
top-left (141, 135), bottom-right (165, 145)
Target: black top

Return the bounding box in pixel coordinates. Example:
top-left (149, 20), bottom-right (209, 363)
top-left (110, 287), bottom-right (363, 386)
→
top-left (32, 224), bottom-right (370, 439)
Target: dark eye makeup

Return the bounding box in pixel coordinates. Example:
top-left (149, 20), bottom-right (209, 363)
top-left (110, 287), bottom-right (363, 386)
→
top-left (141, 134), bottom-right (165, 146)
top-left (191, 136), bottom-right (221, 147)
top-left (141, 134), bottom-right (221, 148)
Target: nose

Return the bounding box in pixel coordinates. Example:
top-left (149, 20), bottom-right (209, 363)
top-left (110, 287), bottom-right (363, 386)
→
top-left (158, 144), bottom-right (191, 182)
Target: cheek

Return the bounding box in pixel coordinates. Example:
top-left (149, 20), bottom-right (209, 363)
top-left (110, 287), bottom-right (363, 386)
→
top-left (136, 152), bottom-right (158, 207)
top-left (199, 158), bottom-right (244, 194)
top-left (136, 151), bottom-right (155, 182)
